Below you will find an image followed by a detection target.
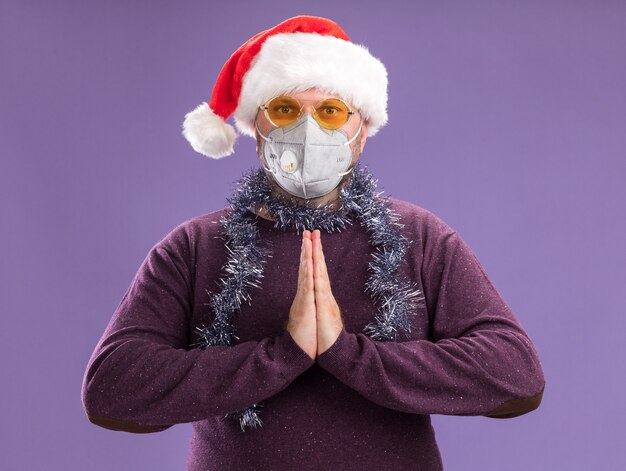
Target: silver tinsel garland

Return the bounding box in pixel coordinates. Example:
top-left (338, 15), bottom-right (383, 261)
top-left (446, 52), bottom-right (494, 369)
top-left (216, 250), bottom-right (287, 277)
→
top-left (193, 162), bottom-right (424, 431)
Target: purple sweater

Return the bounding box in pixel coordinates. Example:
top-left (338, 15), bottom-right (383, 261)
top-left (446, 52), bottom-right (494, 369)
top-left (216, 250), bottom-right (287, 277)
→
top-left (82, 197), bottom-right (545, 470)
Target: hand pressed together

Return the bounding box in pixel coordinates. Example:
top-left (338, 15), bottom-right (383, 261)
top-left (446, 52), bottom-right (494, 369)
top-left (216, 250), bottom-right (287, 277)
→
top-left (286, 229), bottom-right (345, 360)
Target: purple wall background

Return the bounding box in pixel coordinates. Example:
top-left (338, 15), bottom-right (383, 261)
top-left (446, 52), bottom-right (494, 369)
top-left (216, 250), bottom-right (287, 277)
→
top-left (1, 0), bottom-right (624, 469)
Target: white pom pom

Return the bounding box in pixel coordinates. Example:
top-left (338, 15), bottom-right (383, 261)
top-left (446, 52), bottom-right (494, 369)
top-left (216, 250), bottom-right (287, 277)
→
top-left (182, 103), bottom-right (237, 159)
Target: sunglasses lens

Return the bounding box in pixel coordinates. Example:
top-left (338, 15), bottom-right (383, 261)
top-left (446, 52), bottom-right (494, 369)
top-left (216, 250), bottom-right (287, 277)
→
top-left (264, 96), bottom-right (352, 130)
top-left (265, 96), bottom-right (301, 127)
top-left (314, 99), bottom-right (350, 130)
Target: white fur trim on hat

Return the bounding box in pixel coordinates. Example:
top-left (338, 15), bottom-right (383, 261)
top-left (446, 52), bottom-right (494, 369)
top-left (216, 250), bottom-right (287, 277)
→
top-left (233, 32), bottom-right (388, 138)
top-left (182, 103), bottom-right (237, 159)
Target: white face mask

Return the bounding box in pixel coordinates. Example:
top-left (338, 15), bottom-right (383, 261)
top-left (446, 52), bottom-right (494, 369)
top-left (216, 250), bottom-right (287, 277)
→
top-left (256, 114), bottom-right (363, 200)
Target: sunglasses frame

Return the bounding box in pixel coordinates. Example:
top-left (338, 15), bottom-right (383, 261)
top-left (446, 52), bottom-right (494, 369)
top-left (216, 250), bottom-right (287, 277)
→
top-left (259, 95), bottom-right (356, 130)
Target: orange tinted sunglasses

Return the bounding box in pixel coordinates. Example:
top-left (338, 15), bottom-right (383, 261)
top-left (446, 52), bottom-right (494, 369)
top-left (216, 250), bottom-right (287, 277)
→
top-left (260, 95), bottom-right (355, 130)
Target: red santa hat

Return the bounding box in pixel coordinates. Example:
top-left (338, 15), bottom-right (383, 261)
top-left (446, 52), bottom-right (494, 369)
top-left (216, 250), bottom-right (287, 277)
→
top-left (182, 15), bottom-right (389, 159)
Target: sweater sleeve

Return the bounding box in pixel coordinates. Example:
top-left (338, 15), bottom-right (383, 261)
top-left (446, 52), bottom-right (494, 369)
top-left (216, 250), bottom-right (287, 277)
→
top-left (81, 232), bottom-right (314, 433)
top-left (316, 213), bottom-right (545, 419)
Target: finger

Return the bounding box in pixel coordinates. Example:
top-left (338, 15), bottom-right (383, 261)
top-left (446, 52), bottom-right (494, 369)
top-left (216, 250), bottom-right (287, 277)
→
top-left (303, 238), bottom-right (314, 293)
top-left (297, 241), bottom-right (306, 288)
top-left (312, 237), bottom-right (322, 279)
top-left (312, 229), bottom-right (320, 245)
top-left (315, 267), bottom-right (330, 294)
top-left (317, 237), bottom-right (328, 277)
top-left (316, 232), bottom-right (326, 264)
top-left (314, 272), bottom-right (331, 311)
top-left (311, 229), bottom-right (320, 265)
top-left (314, 265), bottom-right (325, 293)
top-left (311, 229), bottom-right (320, 256)
top-left (299, 235), bottom-right (312, 285)
top-left (313, 235), bottom-right (327, 278)
top-left (306, 258), bottom-right (314, 292)
top-left (302, 231), bottom-right (310, 270)
top-left (303, 233), bottom-right (312, 261)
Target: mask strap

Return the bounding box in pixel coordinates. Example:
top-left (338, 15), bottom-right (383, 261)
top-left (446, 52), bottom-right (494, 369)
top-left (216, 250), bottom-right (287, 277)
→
top-left (255, 118), bottom-right (272, 143)
top-left (337, 166), bottom-right (354, 177)
top-left (343, 119), bottom-right (363, 146)
top-left (337, 119), bottom-right (363, 176)
top-left (254, 118), bottom-right (274, 172)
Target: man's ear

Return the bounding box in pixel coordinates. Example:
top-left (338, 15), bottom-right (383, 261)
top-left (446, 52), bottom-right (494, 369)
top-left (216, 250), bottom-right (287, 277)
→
top-left (360, 121), bottom-right (368, 151)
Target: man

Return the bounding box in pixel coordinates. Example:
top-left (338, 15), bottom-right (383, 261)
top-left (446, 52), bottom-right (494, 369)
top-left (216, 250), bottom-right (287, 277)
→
top-left (82, 16), bottom-right (545, 470)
